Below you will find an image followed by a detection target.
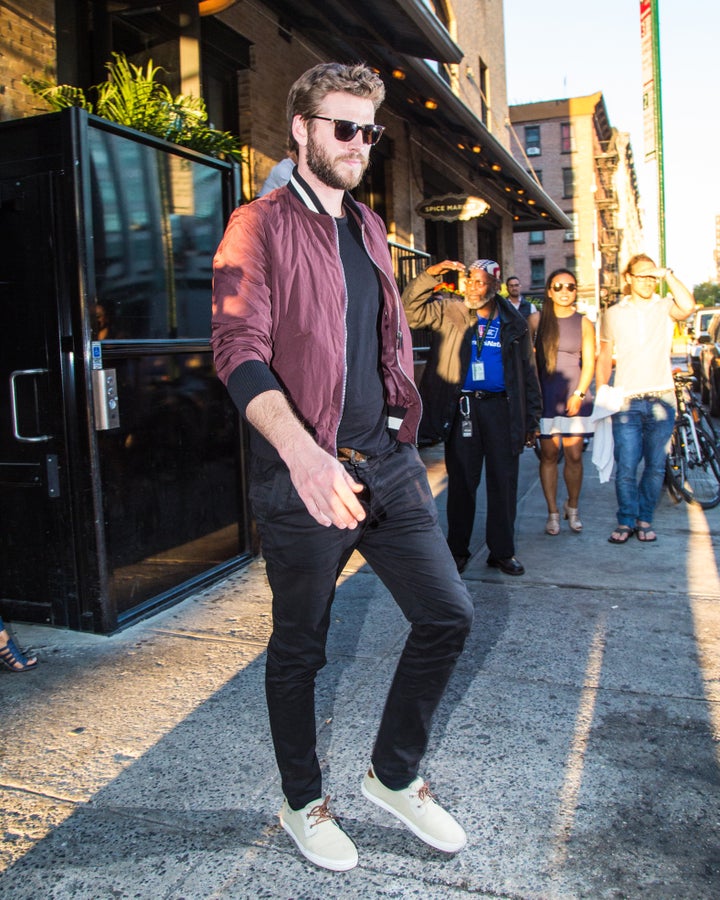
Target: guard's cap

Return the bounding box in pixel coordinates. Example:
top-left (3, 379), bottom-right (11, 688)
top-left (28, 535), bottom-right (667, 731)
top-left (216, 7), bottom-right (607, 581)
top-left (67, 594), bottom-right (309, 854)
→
top-left (468, 259), bottom-right (501, 280)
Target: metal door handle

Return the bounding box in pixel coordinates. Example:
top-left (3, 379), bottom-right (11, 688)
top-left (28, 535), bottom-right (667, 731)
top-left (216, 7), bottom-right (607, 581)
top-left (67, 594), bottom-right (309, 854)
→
top-left (9, 368), bottom-right (52, 442)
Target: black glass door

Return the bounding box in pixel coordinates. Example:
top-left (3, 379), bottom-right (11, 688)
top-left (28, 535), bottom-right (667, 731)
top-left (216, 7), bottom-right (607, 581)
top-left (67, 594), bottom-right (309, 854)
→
top-left (0, 173), bottom-right (78, 626)
top-left (87, 124), bottom-right (249, 618)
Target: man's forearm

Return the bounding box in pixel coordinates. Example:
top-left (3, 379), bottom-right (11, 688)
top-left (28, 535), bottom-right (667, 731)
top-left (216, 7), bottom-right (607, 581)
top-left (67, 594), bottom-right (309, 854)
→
top-left (596, 345), bottom-right (613, 388)
top-left (666, 269), bottom-right (695, 318)
top-left (245, 389), bottom-right (317, 464)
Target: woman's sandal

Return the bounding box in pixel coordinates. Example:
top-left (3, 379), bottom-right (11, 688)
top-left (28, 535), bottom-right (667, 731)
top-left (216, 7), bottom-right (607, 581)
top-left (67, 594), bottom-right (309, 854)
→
top-left (0, 637), bottom-right (38, 673)
top-left (608, 525), bottom-right (634, 545)
top-left (635, 522), bottom-right (657, 542)
top-left (563, 501), bottom-right (583, 533)
top-left (545, 512), bottom-right (560, 535)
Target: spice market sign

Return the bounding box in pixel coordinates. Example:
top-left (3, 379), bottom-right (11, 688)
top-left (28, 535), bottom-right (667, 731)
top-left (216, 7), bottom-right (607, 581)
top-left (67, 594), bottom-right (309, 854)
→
top-left (416, 194), bottom-right (490, 222)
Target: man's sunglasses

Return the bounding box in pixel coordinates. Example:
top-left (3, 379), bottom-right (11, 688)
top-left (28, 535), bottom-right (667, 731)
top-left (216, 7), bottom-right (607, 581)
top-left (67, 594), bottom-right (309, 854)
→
top-left (551, 282), bottom-right (577, 292)
top-left (309, 115), bottom-right (385, 145)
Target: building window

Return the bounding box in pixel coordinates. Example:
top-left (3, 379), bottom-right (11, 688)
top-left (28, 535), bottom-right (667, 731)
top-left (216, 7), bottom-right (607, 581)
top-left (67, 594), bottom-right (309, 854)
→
top-left (528, 230), bottom-right (545, 244)
top-left (561, 122), bottom-right (575, 153)
top-left (421, 0), bottom-right (452, 82)
top-left (564, 212), bottom-right (579, 241)
top-left (478, 57), bottom-right (489, 125)
top-left (565, 256), bottom-right (577, 275)
top-left (528, 168), bottom-right (542, 184)
top-left (525, 125), bottom-right (541, 157)
top-left (562, 167), bottom-right (575, 198)
top-left (530, 258), bottom-right (545, 288)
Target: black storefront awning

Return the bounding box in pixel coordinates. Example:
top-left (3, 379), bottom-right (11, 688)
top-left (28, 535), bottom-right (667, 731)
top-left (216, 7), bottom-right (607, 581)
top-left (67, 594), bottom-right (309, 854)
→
top-left (386, 56), bottom-right (573, 232)
top-left (260, 0), bottom-right (463, 63)
top-left (260, 0), bottom-right (569, 231)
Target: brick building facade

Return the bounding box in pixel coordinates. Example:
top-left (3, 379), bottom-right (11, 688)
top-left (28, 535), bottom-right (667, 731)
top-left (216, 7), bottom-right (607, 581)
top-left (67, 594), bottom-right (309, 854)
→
top-left (509, 92), bottom-right (644, 318)
top-left (1, 0), bottom-right (570, 277)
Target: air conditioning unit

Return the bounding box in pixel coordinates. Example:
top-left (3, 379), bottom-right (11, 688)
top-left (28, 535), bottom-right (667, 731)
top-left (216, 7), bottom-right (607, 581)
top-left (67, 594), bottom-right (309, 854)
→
top-left (527, 147), bottom-right (540, 156)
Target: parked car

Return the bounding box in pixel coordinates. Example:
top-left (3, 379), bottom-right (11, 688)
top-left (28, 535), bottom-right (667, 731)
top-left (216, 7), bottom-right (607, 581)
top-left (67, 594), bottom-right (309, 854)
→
top-left (687, 306), bottom-right (720, 382)
top-left (698, 312), bottom-right (720, 416)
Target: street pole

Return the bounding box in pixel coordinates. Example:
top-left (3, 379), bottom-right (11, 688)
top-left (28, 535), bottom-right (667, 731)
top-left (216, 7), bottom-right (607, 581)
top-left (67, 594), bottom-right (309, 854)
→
top-left (640, 0), bottom-right (667, 274)
top-left (651, 0), bottom-right (667, 269)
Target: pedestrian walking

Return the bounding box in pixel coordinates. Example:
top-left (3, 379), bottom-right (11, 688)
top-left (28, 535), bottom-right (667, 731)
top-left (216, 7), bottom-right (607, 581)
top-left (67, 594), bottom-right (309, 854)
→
top-left (596, 254), bottom-right (695, 543)
top-left (212, 62), bottom-right (472, 872)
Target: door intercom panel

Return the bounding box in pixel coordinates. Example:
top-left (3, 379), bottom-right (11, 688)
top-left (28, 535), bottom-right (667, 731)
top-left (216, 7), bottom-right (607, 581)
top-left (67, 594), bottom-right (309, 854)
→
top-left (92, 368), bottom-right (120, 430)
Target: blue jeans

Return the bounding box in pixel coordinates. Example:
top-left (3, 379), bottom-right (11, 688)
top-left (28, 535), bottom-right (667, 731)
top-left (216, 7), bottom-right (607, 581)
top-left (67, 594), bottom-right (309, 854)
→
top-left (612, 394), bottom-right (675, 527)
top-left (249, 442), bottom-right (473, 809)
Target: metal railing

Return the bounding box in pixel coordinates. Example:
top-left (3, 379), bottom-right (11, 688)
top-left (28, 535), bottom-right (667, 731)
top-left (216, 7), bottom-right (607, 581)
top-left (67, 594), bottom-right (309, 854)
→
top-left (388, 240), bottom-right (433, 359)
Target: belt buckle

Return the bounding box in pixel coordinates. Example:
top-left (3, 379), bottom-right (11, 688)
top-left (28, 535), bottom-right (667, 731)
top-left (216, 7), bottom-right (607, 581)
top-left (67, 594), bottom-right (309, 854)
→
top-left (338, 447), bottom-right (368, 465)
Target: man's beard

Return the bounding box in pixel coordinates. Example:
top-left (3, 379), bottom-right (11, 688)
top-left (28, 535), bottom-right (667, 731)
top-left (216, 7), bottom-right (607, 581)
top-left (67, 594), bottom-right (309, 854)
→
top-left (306, 130), bottom-right (369, 191)
top-left (465, 295), bottom-right (491, 310)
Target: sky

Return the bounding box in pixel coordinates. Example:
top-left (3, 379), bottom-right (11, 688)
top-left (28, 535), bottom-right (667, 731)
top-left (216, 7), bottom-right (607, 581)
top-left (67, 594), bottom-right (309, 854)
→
top-left (503, 0), bottom-right (719, 289)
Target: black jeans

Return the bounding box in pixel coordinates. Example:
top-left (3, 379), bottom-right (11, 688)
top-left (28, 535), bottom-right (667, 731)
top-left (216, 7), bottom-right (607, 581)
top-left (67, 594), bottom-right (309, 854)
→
top-left (445, 393), bottom-right (519, 560)
top-left (249, 441), bottom-right (473, 809)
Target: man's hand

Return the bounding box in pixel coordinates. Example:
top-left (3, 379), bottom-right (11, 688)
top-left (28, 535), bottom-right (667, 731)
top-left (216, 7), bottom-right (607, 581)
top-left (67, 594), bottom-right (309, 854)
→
top-left (284, 440), bottom-right (367, 529)
top-left (426, 259), bottom-right (466, 278)
top-left (246, 389), bottom-right (367, 529)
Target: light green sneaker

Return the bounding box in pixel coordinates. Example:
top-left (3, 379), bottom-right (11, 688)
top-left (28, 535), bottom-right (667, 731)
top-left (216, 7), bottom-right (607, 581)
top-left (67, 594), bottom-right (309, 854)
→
top-left (279, 795), bottom-right (358, 871)
top-left (361, 766), bottom-right (467, 853)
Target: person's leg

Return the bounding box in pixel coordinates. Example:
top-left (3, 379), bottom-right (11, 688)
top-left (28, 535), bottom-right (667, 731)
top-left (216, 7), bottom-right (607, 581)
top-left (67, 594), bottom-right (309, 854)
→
top-left (611, 404), bottom-right (644, 529)
top-left (539, 435), bottom-right (561, 513)
top-left (638, 396), bottom-right (675, 528)
top-left (562, 435), bottom-right (585, 508)
top-left (479, 399), bottom-right (518, 559)
top-left (357, 443), bottom-right (473, 790)
top-left (249, 459), bottom-right (358, 810)
top-left (445, 404), bottom-right (484, 560)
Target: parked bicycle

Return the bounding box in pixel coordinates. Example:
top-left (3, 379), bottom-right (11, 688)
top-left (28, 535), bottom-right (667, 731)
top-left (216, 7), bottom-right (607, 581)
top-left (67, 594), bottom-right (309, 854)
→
top-left (666, 370), bottom-right (720, 509)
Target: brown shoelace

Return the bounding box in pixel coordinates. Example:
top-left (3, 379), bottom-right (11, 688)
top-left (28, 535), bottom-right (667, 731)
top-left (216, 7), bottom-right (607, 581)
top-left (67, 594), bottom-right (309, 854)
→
top-left (415, 782), bottom-right (434, 802)
top-left (307, 795), bottom-right (337, 826)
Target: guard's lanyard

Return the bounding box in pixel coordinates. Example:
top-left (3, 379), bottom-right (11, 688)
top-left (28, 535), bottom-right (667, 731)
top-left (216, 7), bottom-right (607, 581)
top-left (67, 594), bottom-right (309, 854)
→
top-left (472, 302), bottom-right (496, 358)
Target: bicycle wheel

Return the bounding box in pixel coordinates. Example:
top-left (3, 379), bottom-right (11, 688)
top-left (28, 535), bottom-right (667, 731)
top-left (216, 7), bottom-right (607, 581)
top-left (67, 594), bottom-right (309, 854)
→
top-left (695, 404), bottom-right (720, 448)
top-left (672, 422), bottom-right (720, 509)
top-left (665, 429), bottom-right (687, 503)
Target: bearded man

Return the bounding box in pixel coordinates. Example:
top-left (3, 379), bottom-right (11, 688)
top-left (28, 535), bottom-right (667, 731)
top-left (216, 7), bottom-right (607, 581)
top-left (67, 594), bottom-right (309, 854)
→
top-left (212, 62), bottom-right (472, 872)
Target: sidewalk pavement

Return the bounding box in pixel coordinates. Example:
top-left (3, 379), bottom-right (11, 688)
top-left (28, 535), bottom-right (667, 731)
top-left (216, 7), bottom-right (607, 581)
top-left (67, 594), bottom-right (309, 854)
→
top-left (2, 437), bottom-right (720, 899)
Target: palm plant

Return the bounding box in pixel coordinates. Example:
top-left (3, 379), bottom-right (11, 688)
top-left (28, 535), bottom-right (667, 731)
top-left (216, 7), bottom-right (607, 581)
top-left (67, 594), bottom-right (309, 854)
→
top-left (24, 53), bottom-right (243, 162)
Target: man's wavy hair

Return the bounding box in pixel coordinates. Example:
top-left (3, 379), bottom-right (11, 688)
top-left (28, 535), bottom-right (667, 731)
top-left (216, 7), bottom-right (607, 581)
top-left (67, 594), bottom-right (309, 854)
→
top-left (622, 253), bottom-right (656, 294)
top-left (287, 63), bottom-right (386, 153)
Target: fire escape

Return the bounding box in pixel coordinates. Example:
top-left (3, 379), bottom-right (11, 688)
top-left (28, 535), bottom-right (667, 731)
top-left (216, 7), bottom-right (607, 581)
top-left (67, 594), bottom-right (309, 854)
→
top-left (595, 138), bottom-right (621, 305)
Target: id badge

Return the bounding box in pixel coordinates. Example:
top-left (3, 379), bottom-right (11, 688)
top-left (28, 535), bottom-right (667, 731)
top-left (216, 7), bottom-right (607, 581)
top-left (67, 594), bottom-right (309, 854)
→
top-left (461, 417), bottom-right (473, 438)
top-left (472, 361), bottom-right (485, 381)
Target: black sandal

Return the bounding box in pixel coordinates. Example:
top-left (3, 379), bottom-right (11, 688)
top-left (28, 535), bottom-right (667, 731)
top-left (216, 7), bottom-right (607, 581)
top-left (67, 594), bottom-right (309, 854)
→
top-left (0, 637), bottom-right (38, 672)
top-left (608, 525), bottom-right (634, 545)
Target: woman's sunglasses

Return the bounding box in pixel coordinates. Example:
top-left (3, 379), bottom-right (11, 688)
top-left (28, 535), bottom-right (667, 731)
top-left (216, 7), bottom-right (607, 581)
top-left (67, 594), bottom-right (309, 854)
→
top-left (309, 115), bottom-right (385, 145)
top-left (551, 282), bottom-right (577, 292)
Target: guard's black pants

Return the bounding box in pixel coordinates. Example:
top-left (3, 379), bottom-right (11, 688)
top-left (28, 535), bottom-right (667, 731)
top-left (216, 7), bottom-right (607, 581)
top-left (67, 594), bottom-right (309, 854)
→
top-left (445, 394), bottom-right (519, 561)
top-left (249, 441), bottom-right (473, 810)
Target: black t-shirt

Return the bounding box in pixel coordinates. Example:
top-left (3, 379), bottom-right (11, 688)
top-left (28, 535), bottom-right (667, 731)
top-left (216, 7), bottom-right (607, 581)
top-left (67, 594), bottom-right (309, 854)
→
top-left (334, 215), bottom-right (393, 456)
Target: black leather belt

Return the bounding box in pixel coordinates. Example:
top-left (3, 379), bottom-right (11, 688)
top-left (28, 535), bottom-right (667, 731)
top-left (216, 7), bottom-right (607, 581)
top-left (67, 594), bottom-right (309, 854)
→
top-left (337, 447), bottom-right (369, 464)
top-left (461, 390), bottom-right (507, 400)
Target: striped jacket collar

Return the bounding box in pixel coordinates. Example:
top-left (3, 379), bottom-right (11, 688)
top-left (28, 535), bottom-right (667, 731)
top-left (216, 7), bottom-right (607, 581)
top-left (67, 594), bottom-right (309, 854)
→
top-left (288, 167), bottom-right (362, 220)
